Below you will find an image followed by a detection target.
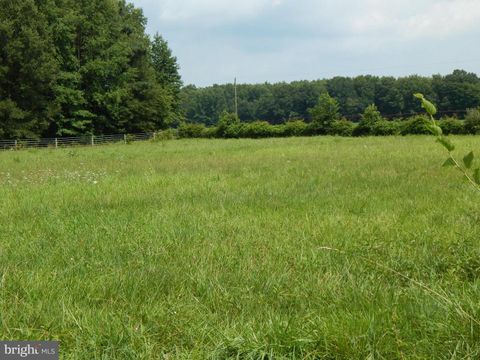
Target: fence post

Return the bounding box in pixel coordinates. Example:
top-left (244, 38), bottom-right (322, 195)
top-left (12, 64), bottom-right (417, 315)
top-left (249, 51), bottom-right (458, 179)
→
top-left (55, 138), bottom-right (58, 149)
top-left (14, 140), bottom-right (17, 150)
top-left (124, 134), bottom-right (127, 144)
top-left (153, 131), bottom-right (156, 141)
top-left (91, 135), bottom-right (94, 146)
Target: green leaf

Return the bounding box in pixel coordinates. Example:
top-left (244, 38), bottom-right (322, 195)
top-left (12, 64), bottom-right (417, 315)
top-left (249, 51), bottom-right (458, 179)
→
top-left (425, 122), bottom-right (443, 136)
top-left (474, 168), bottom-right (480, 185)
top-left (443, 158), bottom-right (456, 167)
top-left (463, 151), bottom-right (474, 169)
top-left (436, 137), bottom-right (455, 152)
top-left (421, 98), bottom-right (437, 116)
top-left (413, 93), bottom-right (437, 116)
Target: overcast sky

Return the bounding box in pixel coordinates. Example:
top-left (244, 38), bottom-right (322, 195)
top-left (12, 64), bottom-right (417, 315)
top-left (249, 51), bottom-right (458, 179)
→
top-left (132, 0), bottom-right (480, 86)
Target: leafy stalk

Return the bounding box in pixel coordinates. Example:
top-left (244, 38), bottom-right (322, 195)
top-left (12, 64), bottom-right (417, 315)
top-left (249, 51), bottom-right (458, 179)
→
top-left (414, 93), bottom-right (480, 193)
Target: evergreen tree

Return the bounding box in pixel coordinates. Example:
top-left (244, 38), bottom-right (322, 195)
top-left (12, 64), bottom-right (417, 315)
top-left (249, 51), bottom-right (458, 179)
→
top-left (309, 93), bottom-right (340, 123)
top-left (308, 93), bottom-right (340, 133)
top-left (354, 104), bottom-right (384, 136)
top-left (151, 34), bottom-right (182, 121)
top-left (0, 0), bottom-right (181, 139)
top-left (0, 0), bottom-right (59, 138)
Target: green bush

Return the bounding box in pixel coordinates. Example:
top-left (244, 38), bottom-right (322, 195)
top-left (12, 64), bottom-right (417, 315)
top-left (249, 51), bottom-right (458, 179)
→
top-left (169, 112), bottom-right (472, 139)
top-left (221, 120), bottom-right (309, 139)
top-left (125, 134), bottom-right (136, 144)
top-left (464, 108), bottom-right (480, 134)
top-left (178, 123), bottom-right (207, 138)
top-left (400, 115), bottom-right (431, 135)
top-left (240, 121), bottom-right (282, 138)
top-left (304, 122), bottom-right (325, 136)
top-left (371, 120), bottom-right (400, 136)
top-left (217, 111), bottom-right (240, 137)
top-left (353, 104), bottom-right (384, 136)
top-left (154, 129), bottom-right (178, 141)
top-left (223, 123), bottom-right (245, 138)
top-left (308, 93), bottom-right (340, 133)
top-left (438, 117), bottom-right (465, 135)
top-left (282, 120), bottom-right (308, 137)
top-left (328, 119), bottom-right (355, 137)
top-left (202, 127), bottom-right (218, 138)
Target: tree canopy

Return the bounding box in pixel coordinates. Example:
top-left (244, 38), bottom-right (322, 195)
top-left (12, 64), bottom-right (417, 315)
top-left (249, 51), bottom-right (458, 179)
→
top-left (0, 0), bottom-right (181, 139)
top-left (180, 70), bottom-right (480, 125)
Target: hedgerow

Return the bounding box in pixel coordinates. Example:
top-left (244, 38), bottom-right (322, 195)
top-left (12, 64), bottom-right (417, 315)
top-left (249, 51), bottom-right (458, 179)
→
top-left (171, 103), bottom-right (480, 139)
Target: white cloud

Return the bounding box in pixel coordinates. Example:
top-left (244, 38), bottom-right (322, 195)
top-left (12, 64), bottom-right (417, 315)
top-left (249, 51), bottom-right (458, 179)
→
top-left (136, 0), bottom-right (480, 38)
top-left (135, 0), bottom-right (284, 25)
top-left (131, 0), bottom-right (480, 85)
top-left (347, 0), bottom-right (480, 40)
top-left (402, 0), bottom-right (480, 39)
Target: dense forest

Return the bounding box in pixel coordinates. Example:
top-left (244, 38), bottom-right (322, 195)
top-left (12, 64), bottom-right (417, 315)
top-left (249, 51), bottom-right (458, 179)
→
top-left (0, 0), bottom-right (181, 139)
top-left (181, 70), bottom-right (480, 125)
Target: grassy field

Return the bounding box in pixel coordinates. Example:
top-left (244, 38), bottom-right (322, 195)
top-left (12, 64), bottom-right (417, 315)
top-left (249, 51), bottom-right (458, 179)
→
top-left (1, 136), bottom-right (480, 359)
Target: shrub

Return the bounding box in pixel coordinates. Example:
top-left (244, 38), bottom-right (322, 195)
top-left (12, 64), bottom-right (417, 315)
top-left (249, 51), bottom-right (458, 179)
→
top-left (400, 115), bottom-right (431, 135)
top-left (371, 120), bottom-right (401, 136)
top-left (178, 123), bottom-right (207, 138)
top-left (223, 123), bottom-right (245, 138)
top-left (217, 111), bottom-right (240, 137)
top-left (353, 104), bottom-right (383, 136)
top-left (202, 126), bottom-right (218, 138)
top-left (328, 119), bottom-right (355, 137)
top-left (464, 108), bottom-right (480, 134)
top-left (282, 120), bottom-right (308, 137)
top-left (154, 129), bottom-right (177, 141)
top-left (304, 122), bottom-right (324, 136)
top-left (240, 121), bottom-right (281, 138)
top-left (352, 124), bottom-right (368, 136)
top-left (439, 117), bottom-right (465, 135)
top-left (125, 134), bottom-right (136, 144)
top-left (308, 93), bottom-right (340, 133)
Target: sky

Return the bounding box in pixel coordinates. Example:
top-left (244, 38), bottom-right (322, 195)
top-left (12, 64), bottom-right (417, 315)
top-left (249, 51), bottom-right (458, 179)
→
top-left (131, 0), bottom-right (480, 87)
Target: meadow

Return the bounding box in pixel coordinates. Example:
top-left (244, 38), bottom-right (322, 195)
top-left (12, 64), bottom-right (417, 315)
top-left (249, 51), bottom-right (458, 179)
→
top-left (1, 136), bottom-right (480, 359)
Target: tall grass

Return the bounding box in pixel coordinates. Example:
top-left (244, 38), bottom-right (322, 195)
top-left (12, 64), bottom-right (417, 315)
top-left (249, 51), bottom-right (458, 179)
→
top-left (1, 136), bottom-right (480, 359)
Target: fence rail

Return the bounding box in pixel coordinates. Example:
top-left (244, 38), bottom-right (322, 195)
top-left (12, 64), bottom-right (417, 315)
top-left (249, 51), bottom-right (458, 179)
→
top-left (0, 132), bottom-right (157, 151)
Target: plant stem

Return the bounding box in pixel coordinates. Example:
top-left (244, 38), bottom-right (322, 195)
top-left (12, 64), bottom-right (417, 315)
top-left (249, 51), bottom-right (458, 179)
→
top-left (429, 114), bottom-right (480, 193)
top-left (448, 153), bottom-right (480, 193)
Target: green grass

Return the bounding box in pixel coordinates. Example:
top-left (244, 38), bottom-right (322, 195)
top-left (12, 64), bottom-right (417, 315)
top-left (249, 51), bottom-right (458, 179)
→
top-left (1, 136), bottom-right (480, 359)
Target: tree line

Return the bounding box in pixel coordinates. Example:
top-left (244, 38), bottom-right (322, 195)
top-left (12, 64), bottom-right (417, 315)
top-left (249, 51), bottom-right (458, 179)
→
top-left (0, 0), bottom-right (181, 139)
top-left (159, 101), bottom-right (480, 140)
top-left (181, 70), bottom-right (480, 125)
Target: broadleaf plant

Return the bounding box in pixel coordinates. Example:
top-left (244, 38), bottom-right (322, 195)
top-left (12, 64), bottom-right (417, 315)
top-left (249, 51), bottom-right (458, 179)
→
top-left (414, 93), bottom-right (480, 192)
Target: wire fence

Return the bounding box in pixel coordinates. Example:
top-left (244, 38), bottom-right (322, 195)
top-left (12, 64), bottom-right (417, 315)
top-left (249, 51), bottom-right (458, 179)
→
top-left (0, 132), bottom-right (157, 151)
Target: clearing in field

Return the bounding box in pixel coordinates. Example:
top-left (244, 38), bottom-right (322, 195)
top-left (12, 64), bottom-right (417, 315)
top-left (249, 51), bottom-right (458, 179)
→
top-left (1, 136), bottom-right (480, 359)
